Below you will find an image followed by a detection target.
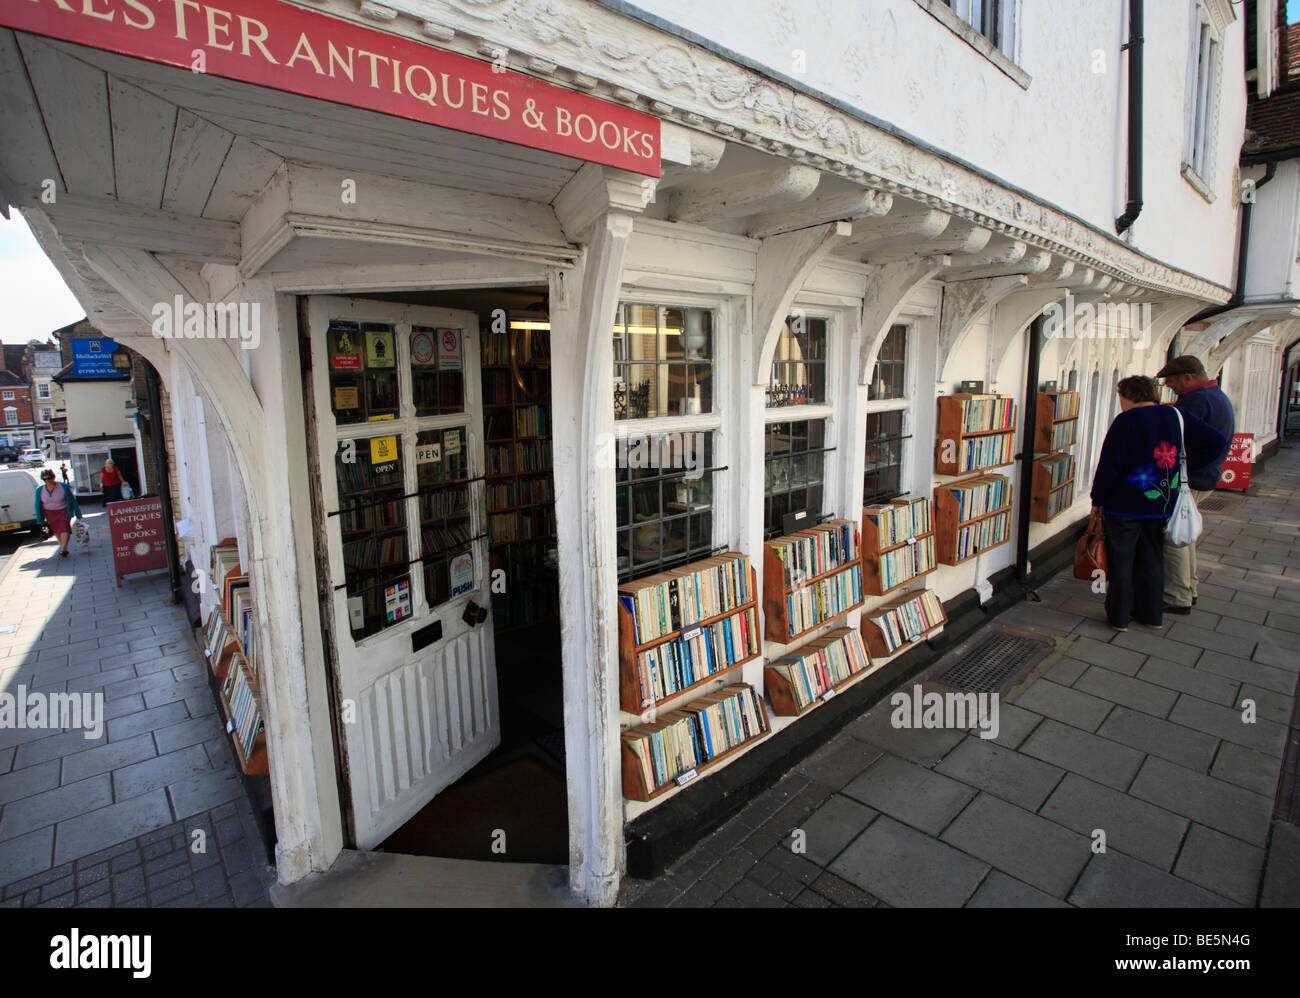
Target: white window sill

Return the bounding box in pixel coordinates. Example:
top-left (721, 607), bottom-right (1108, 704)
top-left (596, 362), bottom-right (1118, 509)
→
top-left (912, 0), bottom-right (1030, 90)
top-left (1181, 163), bottom-right (1216, 203)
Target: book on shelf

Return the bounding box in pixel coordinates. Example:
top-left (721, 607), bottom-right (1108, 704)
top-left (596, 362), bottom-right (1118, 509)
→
top-left (783, 563), bottom-right (862, 637)
top-left (877, 534), bottom-right (936, 590)
top-left (766, 519), bottom-right (860, 587)
top-left (515, 439), bottom-right (552, 472)
top-left (863, 496), bottom-right (931, 547)
top-left (954, 511), bottom-right (1010, 560)
top-left (768, 627), bottom-right (871, 710)
top-left (621, 683), bottom-right (768, 794)
top-left (1049, 420), bottom-right (1078, 450)
top-left (515, 405), bottom-right (550, 438)
top-left (223, 653), bottom-right (264, 763)
top-left (954, 394), bottom-right (1015, 434)
top-left (945, 474), bottom-right (1012, 521)
top-left (486, 444), bottom-right (513, 475)
top-left (1042, 452), bottom-right (1075, 490)
top-left (344, 534), bottom-right (406, 570)
top-left (865, 590), bottom-right (946, 654)
top-left (632, 606), bottom-right (759, 707)
top-left (1047, 390), bottom-right (1080, 419)
top-left (618, 553), bottom-right (752, 646)
top-left (1047, 484), bottom-right (1073, 519)
top-left (958, 432), bottom-right (1014, 472)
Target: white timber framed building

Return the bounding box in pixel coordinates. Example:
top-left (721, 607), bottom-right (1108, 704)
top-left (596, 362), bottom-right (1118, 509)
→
top-left (1, 0), bottom-right (1295, 905)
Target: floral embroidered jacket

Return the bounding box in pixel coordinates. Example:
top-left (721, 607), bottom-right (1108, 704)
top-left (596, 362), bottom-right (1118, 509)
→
top-left (1089, 404), bottom-right (1228, 518)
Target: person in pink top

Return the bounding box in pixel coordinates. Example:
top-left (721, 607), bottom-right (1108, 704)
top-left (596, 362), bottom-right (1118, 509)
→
top-left (35, 468), bottom-right (81, 558)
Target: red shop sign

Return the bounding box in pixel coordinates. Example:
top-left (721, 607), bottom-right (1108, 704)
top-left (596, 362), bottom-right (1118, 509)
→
top-left (1216, 433), bottom-right (1253, 492)
top-left (107, 497), bottom-right (168, 586)
top-left (5, 0), bottom-right (660, 176)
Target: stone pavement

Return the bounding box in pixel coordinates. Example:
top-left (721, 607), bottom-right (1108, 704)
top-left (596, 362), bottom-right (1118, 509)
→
top-left (620, 446), bottom-right (1300, 909)
top-left (0, 508), bottom-right (274, 906)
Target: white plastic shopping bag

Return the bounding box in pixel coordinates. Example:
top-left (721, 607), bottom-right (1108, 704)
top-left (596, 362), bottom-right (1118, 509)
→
top-left (72, 518), bottom-right (91, 553)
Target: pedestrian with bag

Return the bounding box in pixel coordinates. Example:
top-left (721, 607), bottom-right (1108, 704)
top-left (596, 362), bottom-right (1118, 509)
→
top-left (1155, 355), bottom-right (1235, 614)
top-left (100, 458), bottom-right (125, 503)
top-left (34, 467), bottom-right (82, 558)
top-left (1089, 376), bottom-right (1226, 631)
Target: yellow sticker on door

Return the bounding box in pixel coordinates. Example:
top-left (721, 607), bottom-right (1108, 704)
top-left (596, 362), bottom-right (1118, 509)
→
top-left (370, 435), bottom-right (399, 463)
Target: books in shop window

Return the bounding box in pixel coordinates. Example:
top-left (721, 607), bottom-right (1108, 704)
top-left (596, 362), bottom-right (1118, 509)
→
top-left (618, 553), bottom-right (752, 647)
top-left (632, 606), bottom-right (759, 707)
top-left (766, 519), bottom-right (859, 588)
top-left (866, 590), bottom-right (946, 655)
top-left (767, 627), bottom-right (871, 711)
top-left (621, 683), bottom-right (768, 796)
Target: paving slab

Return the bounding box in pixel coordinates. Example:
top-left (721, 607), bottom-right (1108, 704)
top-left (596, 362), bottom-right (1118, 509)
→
top-left (940, 792), bottom-right (1090, 898)
top-left (1210, 742), bottom-right (1284, 799)
top-left (1069, 850), bottom-right (1238, 907)
top-left (1067, 636), bottom-right (1148, 676)
top-left (965, 870), bottom-right (1072, 908)
top-left (1074, 666), bottom-right (1179, 718)
top-left (841, 753), bottom-right (975, 835)
top-left (1135, 656), bottom-right (1241, 706)
top-left (1012, 679), bottom-right (1113, 733)
top-left (1167, 694), bottom-right (1288, 757)
top-left (1021, 718), bottom-right (1145, 790)
top-left (792, 734), bottom-right (882, 790)
top-left (1038, 772), bottom-right (1188, 871)
top-left (794, 794), bottom-right (878, 867)
top-left (1173, 823), bottom-right (1265, 906)
top-left (1095, 705), bottom-right (1220, 773)
top-left (1128, 756), bottom-right (1274, 847)
top-left (935, 736), bottom-right (1064, 811)
top-left (1196, 651), bottom-right (1296, 695)
top-left (843, 707), bottom-right (965, 765)
top-left (830, 815), bottom-right (988, 907)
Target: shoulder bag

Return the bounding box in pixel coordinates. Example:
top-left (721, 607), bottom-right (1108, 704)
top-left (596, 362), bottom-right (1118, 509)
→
top-left (1165, 408), bottom-right (1203, 548)
top-left (1074, 509), bottom-right (1107, 580)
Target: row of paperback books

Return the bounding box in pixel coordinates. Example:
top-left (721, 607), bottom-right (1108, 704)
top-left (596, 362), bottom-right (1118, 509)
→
top-left (768, 627), bottom-right (871, 710)
top-left (337, 454), bottom-right (402, 494)
top-left (622, 683), bottom-right (768, 792)
top-left (418, 487), bottom-right (468, 522)
top-left (632, 607), bottom-right (759, 707)
top-left (515, 405), bottom-right (550, 438)
top-left (488, 507), bottom-right (556, 543)
top-left (1048, 391), bottom-right (1080, 419)
top-left (877, 535), bottom-right (936, 591)
top-left (954, 511), bottom-right (1010, 560)
top-left (344, 534), bottom-right (406, 571)
top-left (948, 474), bottom-right (1012, 522)
top-left (784, 563), bottom-right (862, 637)
top-left (1049, 420), bottom-right (1078, 450)
top-left (1047, 484), bottom-right (1073, 519)
top-left (516, 439), bottom-right (553, 472)
top-left (487, 476), bottom-right (554, 510)
top-left (340, 499), bottom-right (403, 533)
top-left (767, 519), bottom-right (860, 588)
top-left (867, 590), bottom-right (946, 654)
top-left (959, 431), bottom-right (1014, 472)
top-left (619, 553), bottom-right (752, 645)
top-left (422, 522), bottom-right (473, 556)
top-left (956, 394), bottom-right (1015, 433)
top-left (864, 496), bottom-right (932, 547)
top-left (222, 654), bottom-right (264, 764)
top-left (1043, 453), bottom-right (1075, 490)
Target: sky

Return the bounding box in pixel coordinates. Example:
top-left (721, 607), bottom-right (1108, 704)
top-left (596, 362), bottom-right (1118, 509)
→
top-left (1293, 0), bottom-right (1300, 25)
top-left (0, 211), bottom-right (85, 345)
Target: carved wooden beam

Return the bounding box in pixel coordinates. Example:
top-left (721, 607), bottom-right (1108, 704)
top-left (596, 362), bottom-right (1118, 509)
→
top-left (668, 164), bottom-right (821, 225)
top-left (937, 273), bottom-right (1030, 372)
top-left (747, 187), bottom-right (891, 238)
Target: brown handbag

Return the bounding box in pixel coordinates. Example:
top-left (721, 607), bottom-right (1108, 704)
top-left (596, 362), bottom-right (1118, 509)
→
top-left (1074, 509), bottom-right (1108, 580)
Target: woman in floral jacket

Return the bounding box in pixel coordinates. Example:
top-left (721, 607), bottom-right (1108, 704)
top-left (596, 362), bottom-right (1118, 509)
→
top-left (1090, 375), bottom-right (1227, 631)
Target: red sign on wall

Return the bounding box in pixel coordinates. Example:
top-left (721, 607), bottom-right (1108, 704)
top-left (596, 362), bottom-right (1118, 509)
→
top-left (1217, 433), bottom-right (1253, 492)
top-left (107, 497), bottom-right (167, 586)
top-left (4, 0), bottom-right (660, 175)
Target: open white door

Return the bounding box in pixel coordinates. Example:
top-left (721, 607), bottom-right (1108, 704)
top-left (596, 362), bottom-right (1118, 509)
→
top-left (306, 296), bottom-right (498, 849)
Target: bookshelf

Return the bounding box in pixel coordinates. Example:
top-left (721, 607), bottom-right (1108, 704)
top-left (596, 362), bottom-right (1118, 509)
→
top-left (765, 626), bottom-right (874, 716)
top-left (762, 519), bottom-right (864, 643)
top-left (204, 539), bottom-right (267, 775)
top-left (861, 495), bottom-right (936, 596)
top-left (620, 682), bottom-right (770, 802)
top-left (860, 589), bottom-right (948, 660)
top-left (934, 394), bottom-right (1017, 477)
top-left (1031, 391), bottom-right (1079, 523)
top-left (482, 324), bottom-right (557, 631)
top-left (934, 474), bottom-right (1013, 565)
top-left (616, 554), bottom-right (760, 713)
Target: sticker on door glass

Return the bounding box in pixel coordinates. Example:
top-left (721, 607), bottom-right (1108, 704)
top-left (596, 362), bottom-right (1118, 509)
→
top-left (384, 580), bottom-right (411, 622)
top-left (365, 329), bottom-right (396, 368)
top-left (450, 552), bottom-right (474, 598)
top-left (330, 322), bottom-right (362, 370)
top-left (416, 442), bottom-right (441, 465)
top-left (438, 328), bottom-right (463, 371)
top-left (370, 435), bottom-right (398, 464)
top-left (410, 329), bottom-right (437, 366)
top-left (443, 430), bottom-right (462, 457)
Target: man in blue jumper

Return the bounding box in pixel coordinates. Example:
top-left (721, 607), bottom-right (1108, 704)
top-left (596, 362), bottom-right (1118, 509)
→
top-left (1156, 355), bottom-right (1235, 613)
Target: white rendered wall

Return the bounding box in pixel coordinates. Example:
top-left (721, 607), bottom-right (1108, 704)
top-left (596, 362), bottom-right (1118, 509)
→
top-left (626, 0), bottom-right (1244, 288)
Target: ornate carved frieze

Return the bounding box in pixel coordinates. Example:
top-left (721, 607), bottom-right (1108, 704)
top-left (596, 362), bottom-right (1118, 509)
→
top-left (312, 0), bottom-right (1230, 302)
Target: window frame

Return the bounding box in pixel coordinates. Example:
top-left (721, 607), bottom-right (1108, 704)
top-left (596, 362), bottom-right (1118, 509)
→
top-left (36, 382), bottom-right (51, 400)
top-left (612, 292), bottom-right (732, 583)
top-left (863, 323), bottom-right (914, 506)
top-left (762, 311), bottom-right (837, 539)
top-left (1182, 1), bottom-right (1223, 197)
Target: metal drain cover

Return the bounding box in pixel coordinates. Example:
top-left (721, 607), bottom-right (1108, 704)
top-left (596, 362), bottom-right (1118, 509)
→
top-left (1199, 494), bottom-right (1244, 514)
top-left (939, 634), bottom-right (1051, 693)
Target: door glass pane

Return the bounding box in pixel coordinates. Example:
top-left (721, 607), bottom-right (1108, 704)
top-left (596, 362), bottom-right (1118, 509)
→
top-left (411, 326), bottom-right (465, 416)
top-left (328, 320), bottom-right (400, 424)
top-left (417, 426), bottom-right (473, 610)
top-left (337, 435), bottom-right (408, 638)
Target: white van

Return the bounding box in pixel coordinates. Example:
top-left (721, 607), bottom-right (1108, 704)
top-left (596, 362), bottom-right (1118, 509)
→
top-left (0, 468), bottom-right (43, 535)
